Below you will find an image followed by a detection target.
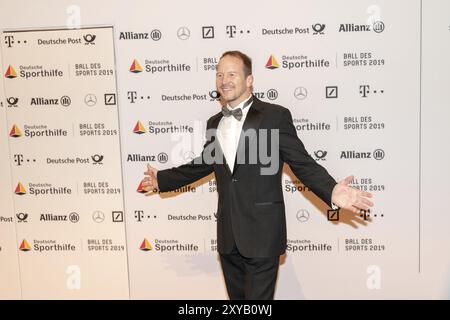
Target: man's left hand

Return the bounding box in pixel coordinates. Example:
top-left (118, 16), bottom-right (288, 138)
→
top-left (331, 175), bottom-right (374, 213)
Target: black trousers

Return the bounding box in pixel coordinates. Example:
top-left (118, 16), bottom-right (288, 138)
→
top-left (219, 245), bottom-right (280, 300)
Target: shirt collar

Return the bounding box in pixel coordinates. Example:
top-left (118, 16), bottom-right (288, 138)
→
top-left (226, 94), bottom-right (253, 111)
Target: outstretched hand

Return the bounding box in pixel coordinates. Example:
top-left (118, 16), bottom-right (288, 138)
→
top-left (141, 163), bottom-right (159, 195)
top-left (331, 175), bottom-right (374, 214)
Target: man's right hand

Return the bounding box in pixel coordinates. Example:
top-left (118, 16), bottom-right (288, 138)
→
top-left (141, 163), bottom-right (159, 194)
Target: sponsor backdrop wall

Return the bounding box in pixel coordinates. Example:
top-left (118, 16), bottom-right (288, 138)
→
top-left (1, 0), bottom-right (449, 299)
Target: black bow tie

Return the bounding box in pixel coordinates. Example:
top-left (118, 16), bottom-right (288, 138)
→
top-left (221, 97), bottom-right (253, 121)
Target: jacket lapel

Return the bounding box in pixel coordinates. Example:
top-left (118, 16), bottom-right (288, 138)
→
top-left (210, 97), bottom-right (264, 177)
top-left (209, 112), bottom-right (233, 176)
top-left (232, 99), bottom-right (263, 177)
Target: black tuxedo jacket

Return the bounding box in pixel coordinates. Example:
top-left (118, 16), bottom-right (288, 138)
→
top-left (157, 96), bottom-right (337, 257)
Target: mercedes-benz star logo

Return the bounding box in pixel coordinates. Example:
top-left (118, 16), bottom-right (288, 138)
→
top-left (294, 87), bottom-right (308, 100)
top-left (177, 27), bottom-right (190, 40)
top-left (84, 94), bottom-right (97, 106)
top-left (296, 209), bottom-right (310, 222)
top-left (92, 210), bottom-right (105, 223)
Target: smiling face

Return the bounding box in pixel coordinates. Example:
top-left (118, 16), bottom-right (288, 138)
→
top-left (216, 55), bottom-right (253, 108)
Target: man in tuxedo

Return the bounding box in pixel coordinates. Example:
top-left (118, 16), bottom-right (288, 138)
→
top-left (140, 51), bottom-right (374, 300)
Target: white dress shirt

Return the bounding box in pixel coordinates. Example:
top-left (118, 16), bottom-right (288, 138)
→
top-left (217, 95), bottom-right (253, 173)
top-left (217, 95), bottom-right (338, 210)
